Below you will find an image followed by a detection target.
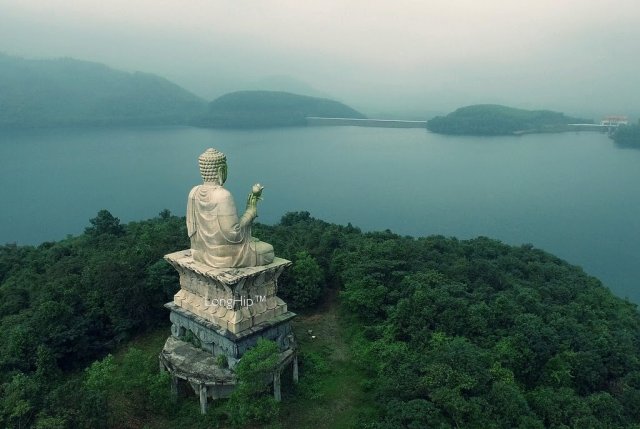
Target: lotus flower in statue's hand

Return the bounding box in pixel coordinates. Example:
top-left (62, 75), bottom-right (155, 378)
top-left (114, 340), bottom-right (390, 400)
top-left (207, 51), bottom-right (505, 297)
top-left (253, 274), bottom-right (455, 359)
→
top-left (252, 183), bottom-right (264, 198)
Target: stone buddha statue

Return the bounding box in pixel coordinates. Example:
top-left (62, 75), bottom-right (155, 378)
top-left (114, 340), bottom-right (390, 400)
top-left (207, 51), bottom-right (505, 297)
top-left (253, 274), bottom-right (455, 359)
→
top-left (186, 148), bottom-right (275, 268)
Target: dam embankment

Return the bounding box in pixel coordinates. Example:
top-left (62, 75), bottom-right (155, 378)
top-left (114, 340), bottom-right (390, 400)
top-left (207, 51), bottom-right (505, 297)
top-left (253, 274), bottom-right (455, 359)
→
top-left (306, 117), bottom-right (427, 128)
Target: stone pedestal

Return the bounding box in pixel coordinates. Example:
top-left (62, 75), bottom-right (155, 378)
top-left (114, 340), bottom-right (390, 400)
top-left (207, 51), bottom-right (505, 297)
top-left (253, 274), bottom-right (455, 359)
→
top-left (159, 249), bottom-right (298, 414)
top-left (165, 250), bottom-right (291, 335)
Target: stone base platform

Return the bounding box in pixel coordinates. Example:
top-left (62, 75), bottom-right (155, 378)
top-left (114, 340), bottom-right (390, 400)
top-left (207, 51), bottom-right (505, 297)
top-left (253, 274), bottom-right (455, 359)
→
top-left (160, 336), bottom-right (298, 414)
top-left (167, 302), bottom-right (296, 368)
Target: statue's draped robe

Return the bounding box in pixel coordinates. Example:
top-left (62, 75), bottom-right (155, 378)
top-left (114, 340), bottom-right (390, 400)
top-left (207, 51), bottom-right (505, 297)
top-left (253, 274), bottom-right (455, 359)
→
top-left (187, 185), bottom-right (270, 267)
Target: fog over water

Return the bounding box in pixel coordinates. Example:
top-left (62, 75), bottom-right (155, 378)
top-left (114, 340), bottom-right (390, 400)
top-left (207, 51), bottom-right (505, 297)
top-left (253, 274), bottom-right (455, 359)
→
top-left (1, 0), bottom-right (639, 119)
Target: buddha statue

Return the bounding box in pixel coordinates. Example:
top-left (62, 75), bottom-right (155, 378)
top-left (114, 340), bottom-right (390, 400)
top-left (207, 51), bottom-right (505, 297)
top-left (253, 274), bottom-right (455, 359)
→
top-left (186, 148), bottom-right (275, 268)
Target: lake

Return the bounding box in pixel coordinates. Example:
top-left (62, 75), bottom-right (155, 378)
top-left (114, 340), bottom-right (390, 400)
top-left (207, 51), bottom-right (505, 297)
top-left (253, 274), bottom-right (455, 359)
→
top-left (1, 126), bottom-right (638, 302)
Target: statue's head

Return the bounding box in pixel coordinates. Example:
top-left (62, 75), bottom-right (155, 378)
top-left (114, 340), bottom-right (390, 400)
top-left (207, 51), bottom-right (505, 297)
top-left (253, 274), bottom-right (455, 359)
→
top-left (198, 148), bottom-right (227, 185)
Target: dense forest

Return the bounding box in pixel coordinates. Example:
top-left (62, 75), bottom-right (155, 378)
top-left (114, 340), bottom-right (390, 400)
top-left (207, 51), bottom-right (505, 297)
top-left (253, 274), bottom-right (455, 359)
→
top-left (195, 90), bottom-right (365, 128)
top-left (611, 123), bottom-right (640, 147)
top-left (1, 211), bottom-right (640, 428)
top-left (0, 54), bottom-right (207, 128)
top-left (427, 105), bottom-right (591, 136)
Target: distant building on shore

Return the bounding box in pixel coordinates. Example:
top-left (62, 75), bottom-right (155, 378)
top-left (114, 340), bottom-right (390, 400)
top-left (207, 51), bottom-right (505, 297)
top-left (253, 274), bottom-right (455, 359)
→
top-left (601, 116), bottom-right (628, 126)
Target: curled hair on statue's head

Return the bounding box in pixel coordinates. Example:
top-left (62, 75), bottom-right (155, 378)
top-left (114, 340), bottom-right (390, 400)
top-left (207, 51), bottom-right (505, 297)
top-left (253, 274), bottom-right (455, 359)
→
top-left (198, 148), bottom-right (227, 185)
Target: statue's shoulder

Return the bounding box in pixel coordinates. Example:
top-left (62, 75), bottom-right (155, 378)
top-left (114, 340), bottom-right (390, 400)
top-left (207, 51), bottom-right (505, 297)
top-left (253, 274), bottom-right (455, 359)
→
top-left (212, 187), bottom-right (233, 203)
top-left (189, 185), bottom-right (232, 202)
top-left (188, 185), bottom-right (201, 198)
top-left (213, 186), bottom-right (231, 196)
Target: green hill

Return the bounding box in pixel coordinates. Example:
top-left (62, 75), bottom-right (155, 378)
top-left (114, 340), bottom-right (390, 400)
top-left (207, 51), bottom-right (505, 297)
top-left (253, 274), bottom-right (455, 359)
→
top-left (0, 53), bottom-right (206, 128)
top-left (196, 90), bottom-right (365, 128)
top-left (427, 104), bottom-right (591, 136)
top-left (2, 211), bottom-right (640, 428)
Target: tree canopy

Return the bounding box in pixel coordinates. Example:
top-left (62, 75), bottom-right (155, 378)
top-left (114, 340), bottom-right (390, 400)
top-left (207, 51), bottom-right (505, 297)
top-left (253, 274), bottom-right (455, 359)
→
top-left (1, 211), bottom-right (640, 428)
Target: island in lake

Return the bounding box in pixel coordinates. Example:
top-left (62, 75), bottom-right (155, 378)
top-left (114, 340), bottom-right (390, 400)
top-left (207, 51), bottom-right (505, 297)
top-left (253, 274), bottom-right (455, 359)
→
top-left (194, 90), bottom-right (365, 129)
top-left (427, 104), bottom-right (592, 136)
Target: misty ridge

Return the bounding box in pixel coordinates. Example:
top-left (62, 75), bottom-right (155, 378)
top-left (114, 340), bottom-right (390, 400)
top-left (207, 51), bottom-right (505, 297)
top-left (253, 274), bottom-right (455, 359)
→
top-left (0, 53), bottom-right (363, 129)
top-left (0, 53), bottom-right (205, 127)
top-left (1, 52), bottom-right (639, 145)
top-left (0, 54), bottom-right (587, 128)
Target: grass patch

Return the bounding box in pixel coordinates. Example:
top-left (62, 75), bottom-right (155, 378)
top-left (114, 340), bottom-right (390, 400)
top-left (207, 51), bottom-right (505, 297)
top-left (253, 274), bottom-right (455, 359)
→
top-left (277, 302), bottom-right (376, 429)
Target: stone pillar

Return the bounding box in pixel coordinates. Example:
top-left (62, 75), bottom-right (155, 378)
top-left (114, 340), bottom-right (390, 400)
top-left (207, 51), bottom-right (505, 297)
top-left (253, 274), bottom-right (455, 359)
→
top-left (292, 354), bottom-right (299, 383)
top-left (199, 384), bottom-right (208, 414)
top-left (273, 370), bottom-right (281, 402)
top-left (170, 375), bottom-right (178, 401)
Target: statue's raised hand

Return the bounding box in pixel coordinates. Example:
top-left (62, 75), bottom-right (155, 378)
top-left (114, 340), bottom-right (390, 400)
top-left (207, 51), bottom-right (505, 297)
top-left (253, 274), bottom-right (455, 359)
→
top-left (246, 183), bottom-right (264, 212)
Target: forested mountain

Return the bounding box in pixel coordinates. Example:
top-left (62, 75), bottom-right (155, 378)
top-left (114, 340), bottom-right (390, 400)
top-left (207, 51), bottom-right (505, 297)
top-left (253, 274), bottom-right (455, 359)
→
top-left (0, 54), bottom-right (206, 128)
top-left (196, 90), bottom-right (365, 128)
top-left (427, 104), bottom-right (591, 136)
top-left (1, 211), bottom-right (639, 428)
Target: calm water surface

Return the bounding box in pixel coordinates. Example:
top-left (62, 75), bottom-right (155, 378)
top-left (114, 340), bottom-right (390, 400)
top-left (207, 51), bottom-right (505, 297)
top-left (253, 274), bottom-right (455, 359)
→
top-left (1, 126), bottom-right (638, 302)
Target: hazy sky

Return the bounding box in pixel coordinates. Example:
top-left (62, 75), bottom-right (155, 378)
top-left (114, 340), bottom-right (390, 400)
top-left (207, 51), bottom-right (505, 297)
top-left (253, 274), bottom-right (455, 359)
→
top-left (1, 0), bottom-right (638, 118)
